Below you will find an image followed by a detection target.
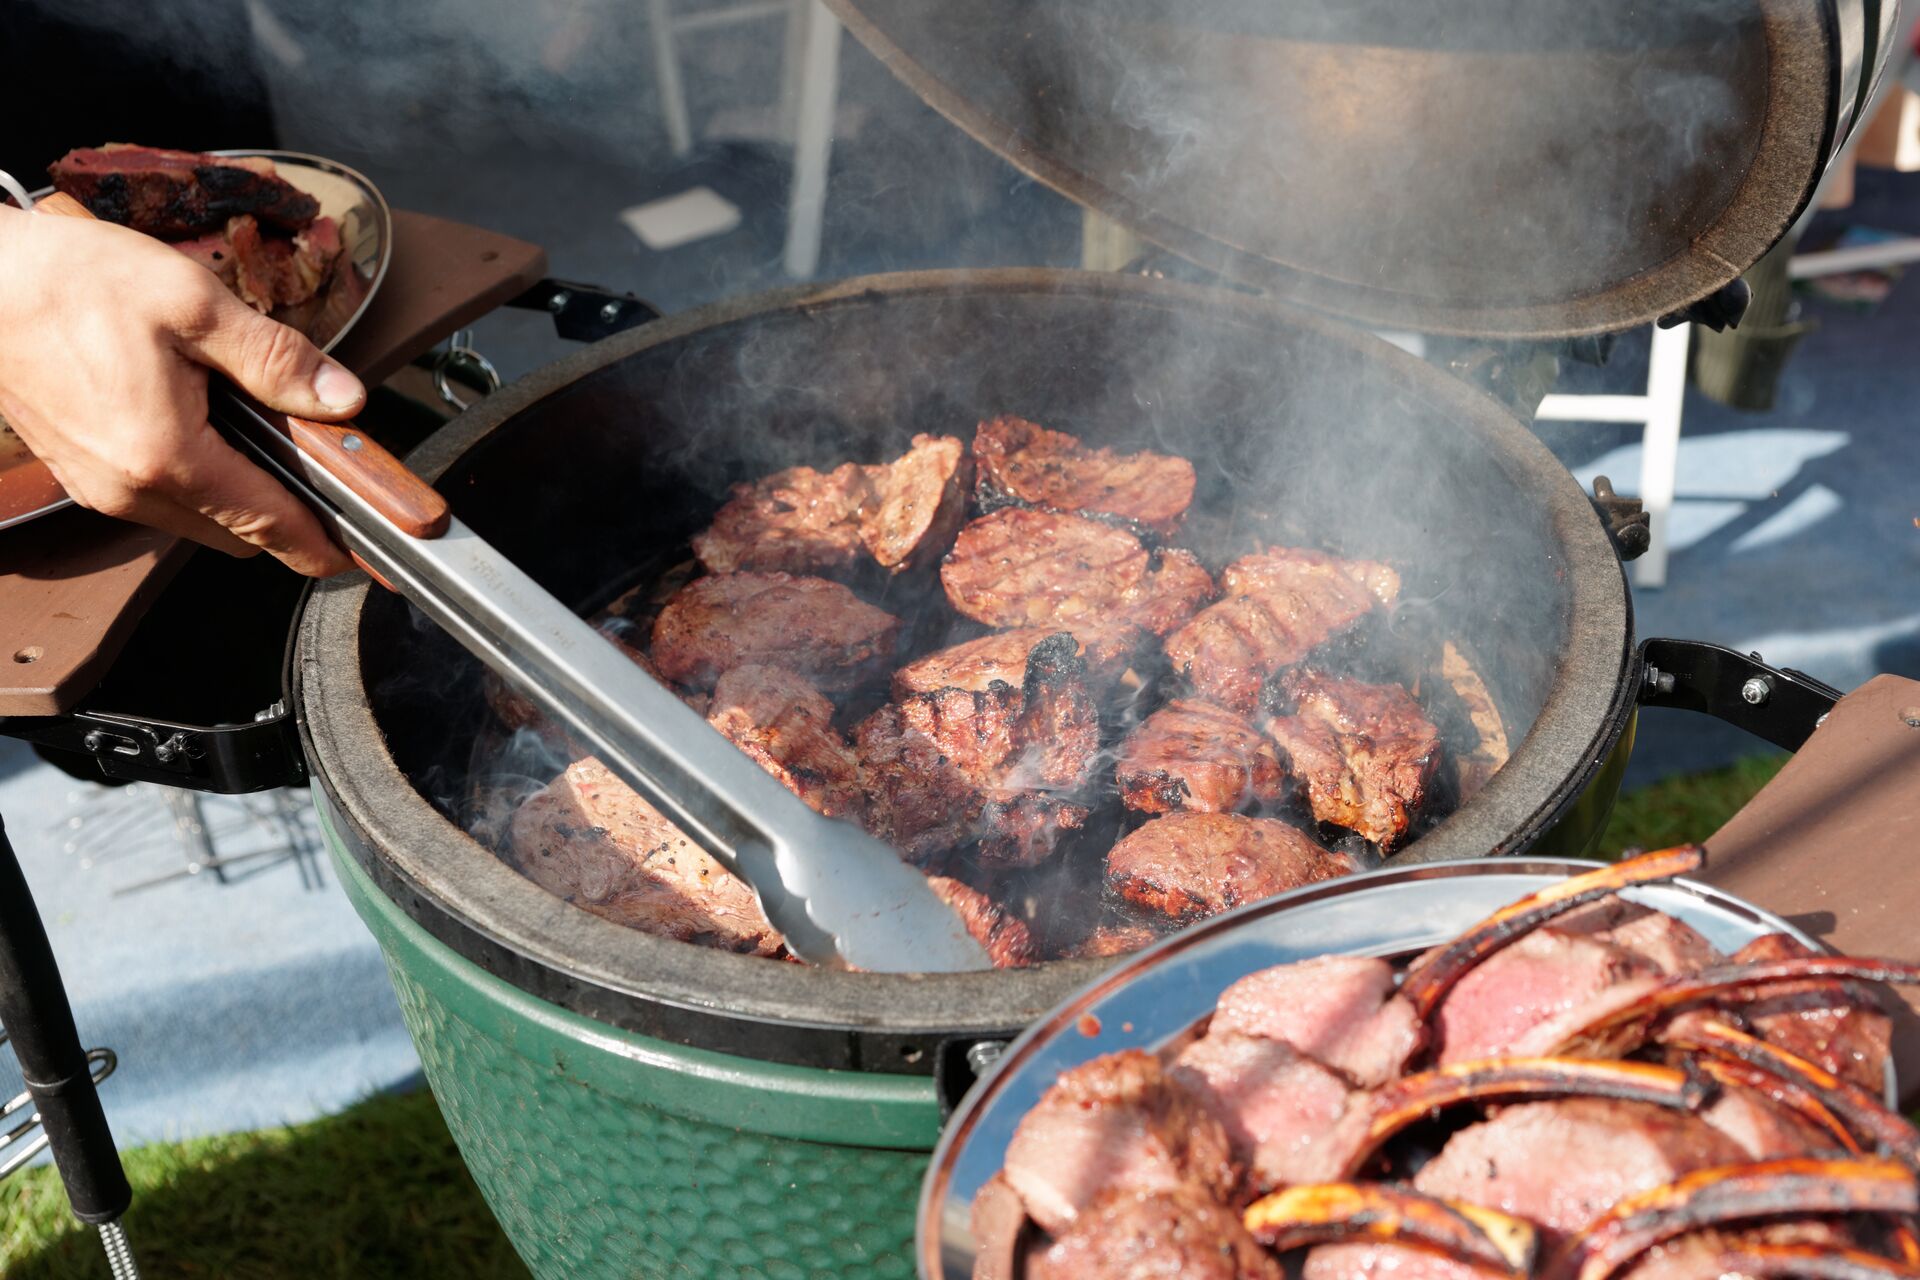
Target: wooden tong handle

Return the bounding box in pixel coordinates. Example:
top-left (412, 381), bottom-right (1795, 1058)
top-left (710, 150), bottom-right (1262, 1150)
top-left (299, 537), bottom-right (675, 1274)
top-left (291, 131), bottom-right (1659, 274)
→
top-left (32, 190), bottom-right (449, 541)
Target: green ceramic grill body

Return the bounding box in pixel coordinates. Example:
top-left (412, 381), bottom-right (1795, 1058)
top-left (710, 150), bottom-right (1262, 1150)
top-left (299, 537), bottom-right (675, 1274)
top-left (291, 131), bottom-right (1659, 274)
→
top-left (295, 272), bottom-right (1642, 1280)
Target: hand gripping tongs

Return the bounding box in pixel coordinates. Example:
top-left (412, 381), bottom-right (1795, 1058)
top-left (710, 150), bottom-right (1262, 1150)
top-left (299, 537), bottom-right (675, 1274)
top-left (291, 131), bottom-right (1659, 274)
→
top-left (37, 191), bottom-right (990, 973)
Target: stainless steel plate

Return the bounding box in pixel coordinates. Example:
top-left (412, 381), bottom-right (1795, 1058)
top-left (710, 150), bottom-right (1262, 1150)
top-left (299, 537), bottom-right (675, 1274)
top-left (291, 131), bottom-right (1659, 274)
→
top-left (0, 150), bottom-right (391, 531)
top-left (918, 857), bottom-right (1847, 1280)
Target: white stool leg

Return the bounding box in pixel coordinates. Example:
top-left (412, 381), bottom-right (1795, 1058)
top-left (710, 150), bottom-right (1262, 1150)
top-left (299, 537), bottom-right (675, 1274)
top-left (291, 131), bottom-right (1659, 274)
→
top-left (1633, 322), bottom-right (1693, 590)
top-left (782, 0), bottom-right (840, 278)
top-left (778, 0), bottom-right (808, 144)
top-left (646, 0), bottom-right (695, 157)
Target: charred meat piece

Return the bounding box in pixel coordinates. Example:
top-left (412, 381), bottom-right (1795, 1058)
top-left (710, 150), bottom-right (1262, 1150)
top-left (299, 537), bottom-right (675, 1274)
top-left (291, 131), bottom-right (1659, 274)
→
top-left (1411, 1099), bottom-right (1750, 1237)
top-left (691, 463), bottom-right (875, 576)
top-left (651, 572), bottom-right (898, 691)
top-left (1732, 933), bottom-right (1895, 1094)
top-left (705, 665), bottom-right (862, 820)
top-left (860, 433), bottom-right (973, 572)
top-left (1116, 698), bottom-right (1286, 814)
top-left (1012, 633), bottom-right (1103, 791)
top-left (971, 415), bottom-right (1198, 537)
top-left (1266, 670), bottom-right (1441, 850)
top-left (1558, 896), bottom-right (1724, 978)
top-left (1307, 1244), bottom-right (1526, 1280)
top-left (851, 698), bottom-right (1091, 869)
top-left (50, 145), bottom-right (320, 236)
top-left (1546, 1158), bottom-right (1918, 1280)
top-left (891, 624), bottom-right (1147, 697)
top-left (1613, 1230), bottom-right (1914, 1280)
top-left (1246, 1184), bottom-right (1538, 1277)
top-left (1165, 546), bottom-right (1400, 715)
top-left (1105, 812), bottom-right (1358, 922)
top-left (1071, 921), bottom-right (1169, 959)
top-left (1001, 1048), bottom-right (1238, 1235)
top-left (1031, 1186), bottom-right (1284, 1280)
top-left (926, 875), bottom-right (1035, 969)
top-left (1209, 955), bottom-right (1421, 1088)
top-left (941, 508), bottom-right (1213, 636)
top-left (507, 757), bottom-right (782, 956)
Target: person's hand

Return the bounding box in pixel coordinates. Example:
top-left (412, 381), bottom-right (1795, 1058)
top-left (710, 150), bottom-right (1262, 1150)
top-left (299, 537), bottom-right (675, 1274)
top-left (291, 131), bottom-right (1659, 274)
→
top-left (0, 203), bottom-right (365, 576)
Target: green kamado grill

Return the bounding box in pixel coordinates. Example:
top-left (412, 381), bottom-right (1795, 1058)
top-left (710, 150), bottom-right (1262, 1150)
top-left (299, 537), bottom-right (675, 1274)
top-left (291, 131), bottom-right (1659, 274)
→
top-left (289, 0), bottom-right (1894, 1275)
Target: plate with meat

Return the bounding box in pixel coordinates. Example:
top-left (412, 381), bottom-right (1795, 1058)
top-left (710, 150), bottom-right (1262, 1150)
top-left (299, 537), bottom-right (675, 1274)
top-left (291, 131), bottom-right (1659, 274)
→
top-left (921, 848), bottom-right (1919, 1280)
top-left (0, 146), bottom-right (391, 529)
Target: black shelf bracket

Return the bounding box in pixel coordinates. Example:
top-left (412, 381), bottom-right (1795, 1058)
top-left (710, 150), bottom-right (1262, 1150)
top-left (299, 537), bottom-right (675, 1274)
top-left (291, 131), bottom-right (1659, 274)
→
top-left (0, 703), bottom-right (306, 794)
top-left (1637, 637), bottom-right (1842, 752)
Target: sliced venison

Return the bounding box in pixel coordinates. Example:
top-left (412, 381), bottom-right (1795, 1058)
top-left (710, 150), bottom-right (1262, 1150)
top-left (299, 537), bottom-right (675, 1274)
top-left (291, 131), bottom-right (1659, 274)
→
top-left (691, 462), bottom-right (875, 576)
top-left (705, 665), bottom-right (862, 820)
top-left (1030, 1186), bottom-right (1283, 1280)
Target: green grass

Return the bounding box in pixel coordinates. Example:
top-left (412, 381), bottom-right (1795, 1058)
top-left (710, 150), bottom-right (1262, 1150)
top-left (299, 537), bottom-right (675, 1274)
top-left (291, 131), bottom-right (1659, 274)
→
top-left (0, 1090), bottom-right (528, 1280)
top-left (1, 755), bottom-right (1791, 1277)
top-left (1596, 752), bottom-right (1788, 855)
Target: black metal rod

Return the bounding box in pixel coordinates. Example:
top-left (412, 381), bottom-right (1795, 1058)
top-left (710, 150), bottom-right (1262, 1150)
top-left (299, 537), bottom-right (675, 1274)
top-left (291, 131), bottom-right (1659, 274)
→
top-left (0, 814), bottom-right (131, 1224)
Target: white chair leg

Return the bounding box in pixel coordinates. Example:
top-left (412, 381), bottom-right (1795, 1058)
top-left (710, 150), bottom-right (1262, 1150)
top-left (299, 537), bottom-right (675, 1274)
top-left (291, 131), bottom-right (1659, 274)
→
top-left (778, 0), bottom-right (808, 144)
top-left (782, 0), bottom-right (840, 278)
top-left (1633, 322), bottom-right (1693, 590)
top-left (646, 0), bottom-right (695, 157)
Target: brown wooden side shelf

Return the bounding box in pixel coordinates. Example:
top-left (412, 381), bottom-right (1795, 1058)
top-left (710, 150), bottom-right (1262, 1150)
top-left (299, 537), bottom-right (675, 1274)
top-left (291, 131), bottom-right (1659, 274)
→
top-left (0, 210), bottom-right (546, 717)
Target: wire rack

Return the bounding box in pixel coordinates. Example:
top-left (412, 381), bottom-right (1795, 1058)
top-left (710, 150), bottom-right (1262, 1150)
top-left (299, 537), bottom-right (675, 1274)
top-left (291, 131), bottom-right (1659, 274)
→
top-left (53, 784), bottom-right (326, 897)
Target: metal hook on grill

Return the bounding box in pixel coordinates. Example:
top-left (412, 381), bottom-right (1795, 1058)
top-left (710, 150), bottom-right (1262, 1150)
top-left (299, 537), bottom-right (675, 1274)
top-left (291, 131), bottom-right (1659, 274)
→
top-left (432, 329), bottom-right (502, 411)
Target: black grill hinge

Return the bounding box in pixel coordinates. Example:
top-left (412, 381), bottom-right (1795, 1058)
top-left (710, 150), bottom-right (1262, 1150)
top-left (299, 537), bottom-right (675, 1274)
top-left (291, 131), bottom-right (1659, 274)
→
top-left (1637, 638), bottom-right (1841, 752)
top-left (0, 703), bottom-right (306, 794)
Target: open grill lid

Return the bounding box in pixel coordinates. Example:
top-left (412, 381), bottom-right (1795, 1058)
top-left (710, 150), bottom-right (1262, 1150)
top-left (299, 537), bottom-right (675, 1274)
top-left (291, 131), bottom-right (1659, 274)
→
top-left (827, 0), bottom-right (1889, 338)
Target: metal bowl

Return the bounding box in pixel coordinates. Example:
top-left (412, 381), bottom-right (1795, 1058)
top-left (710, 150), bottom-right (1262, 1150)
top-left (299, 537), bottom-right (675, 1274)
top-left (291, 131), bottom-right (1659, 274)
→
top-left (917, 856), bottom-right (1844, 1280)
top-left (0, 150), bottom-right (391, 530)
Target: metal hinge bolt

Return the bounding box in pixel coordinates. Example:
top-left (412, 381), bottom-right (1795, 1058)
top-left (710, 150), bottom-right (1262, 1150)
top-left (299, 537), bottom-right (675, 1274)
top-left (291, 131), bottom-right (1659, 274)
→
top-left (546, 290), bottom-right (571, 314)
top-left (1643, 666), bottom-right (1676, 696)
top-left (599, 300), bottom-right (624, 324)
top-left (1740, 676), bottom-right (1772, 706)
top-left (153, 733), bottom-right (189, 763)
top-left (966, 1040), bottom-right (1008, 1077)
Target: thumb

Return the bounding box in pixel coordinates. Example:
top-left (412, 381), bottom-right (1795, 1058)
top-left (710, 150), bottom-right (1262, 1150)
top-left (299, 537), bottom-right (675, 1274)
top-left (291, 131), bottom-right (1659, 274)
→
top-left (176, 288), bottom-right (366, 422)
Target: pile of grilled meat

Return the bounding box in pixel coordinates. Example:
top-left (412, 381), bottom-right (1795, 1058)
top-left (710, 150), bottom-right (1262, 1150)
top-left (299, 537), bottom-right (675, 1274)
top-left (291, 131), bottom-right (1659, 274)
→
top-left (975, 848), bottom-right (1920, 1280)
top-left (495, 415), bottom-right (1450, 965)
top-left (48, 145), bottom-right (342, 313)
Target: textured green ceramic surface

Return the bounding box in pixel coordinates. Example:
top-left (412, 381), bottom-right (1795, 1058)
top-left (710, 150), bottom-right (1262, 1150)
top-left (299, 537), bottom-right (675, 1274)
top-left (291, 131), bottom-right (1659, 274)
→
top-left (323, 802), bottom-right (938, 1280)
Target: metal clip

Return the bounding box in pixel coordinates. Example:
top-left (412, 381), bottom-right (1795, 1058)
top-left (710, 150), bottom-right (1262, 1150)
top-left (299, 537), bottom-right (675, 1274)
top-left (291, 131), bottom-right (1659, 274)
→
top-left (432, 329), bottom-right (502, 412)
top-left (0, 1041), bottom-right (116, 1181)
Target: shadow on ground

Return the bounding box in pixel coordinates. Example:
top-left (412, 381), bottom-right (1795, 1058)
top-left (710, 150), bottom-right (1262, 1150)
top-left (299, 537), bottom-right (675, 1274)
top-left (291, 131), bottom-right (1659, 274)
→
top-left (0, 1090), bottom-right (529, 1280)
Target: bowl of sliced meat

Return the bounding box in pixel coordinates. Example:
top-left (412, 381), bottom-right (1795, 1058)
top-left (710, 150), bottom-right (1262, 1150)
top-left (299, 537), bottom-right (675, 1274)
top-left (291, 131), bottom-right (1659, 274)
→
top-left (926, 848), bottom-right (1918, 1280)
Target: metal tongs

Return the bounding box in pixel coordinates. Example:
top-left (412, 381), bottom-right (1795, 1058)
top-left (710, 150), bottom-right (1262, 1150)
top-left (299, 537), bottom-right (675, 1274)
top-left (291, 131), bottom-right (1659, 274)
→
top-left (37, 192), bottom-right (990, 973)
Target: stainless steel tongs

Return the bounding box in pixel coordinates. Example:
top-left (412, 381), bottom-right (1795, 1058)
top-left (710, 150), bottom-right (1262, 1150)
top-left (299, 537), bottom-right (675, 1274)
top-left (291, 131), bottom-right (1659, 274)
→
top-left (38, 192), bottom-right (990, 974)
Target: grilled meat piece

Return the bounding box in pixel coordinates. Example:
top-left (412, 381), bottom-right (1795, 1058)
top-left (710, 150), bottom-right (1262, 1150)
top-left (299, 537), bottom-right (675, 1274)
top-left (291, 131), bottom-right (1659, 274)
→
top-left (706, 665), bottom-right (862, 819)
top-left (972, 415), bottom-right (1198, 537)
top-left (1030, 1186), bottom-right (1283, 1280)
top-left (1267, 670), bottom-right (1441, 850)
top-left (1106, 811), bottom-right (1358, 922)
top-left (1559, 897), bottom-right (1725, 978)
top-left (1116, 698), bottom-right (1286, 814)
top-left (1210, 955), bottom-right (1421, 1088)
top-left (507, 757), bottom-right (782, 956)
top-left (1411, 1099), bottom-right (1749, 1238)
top-left (1172, 1030), bottom-right (1355, 1160)
top-left (853, 700), bottom-right (984, 863)
top-left (891, 624), bottom-right (1147, 697)
top-left (691, 463), bottom-right (874, 576)
top-left (1165, 546), bottom-right (1400, 715)
top-left (860, 433), bottom-right (972, 572)
top-left (941, 508), bottom-right (1213, 636)
top-left (651, 572), bottom-right (899, 691)
top-left (1732, 934), bottom-right (1895, 1094)
top-left (1071, 921), bottom-right (1168, 959)
top-left (1002, 1048), bottom-right (1238, 1235)
top-left (926, 875), bottom-right (1035, 969)
top-left (225, 213), bottom-right (341, 312)
top-left (1307, 1243), bottom-right (1520, 1280)
top-left (49, 145), bottom-right (321, 237)
top-left (887, 638), bottom-right (1097, 792)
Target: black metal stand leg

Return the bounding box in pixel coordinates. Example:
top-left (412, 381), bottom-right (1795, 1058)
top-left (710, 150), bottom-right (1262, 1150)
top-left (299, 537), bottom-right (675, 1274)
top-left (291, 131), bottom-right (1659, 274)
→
top-left (0, 813), bottom-right (139, 1276)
